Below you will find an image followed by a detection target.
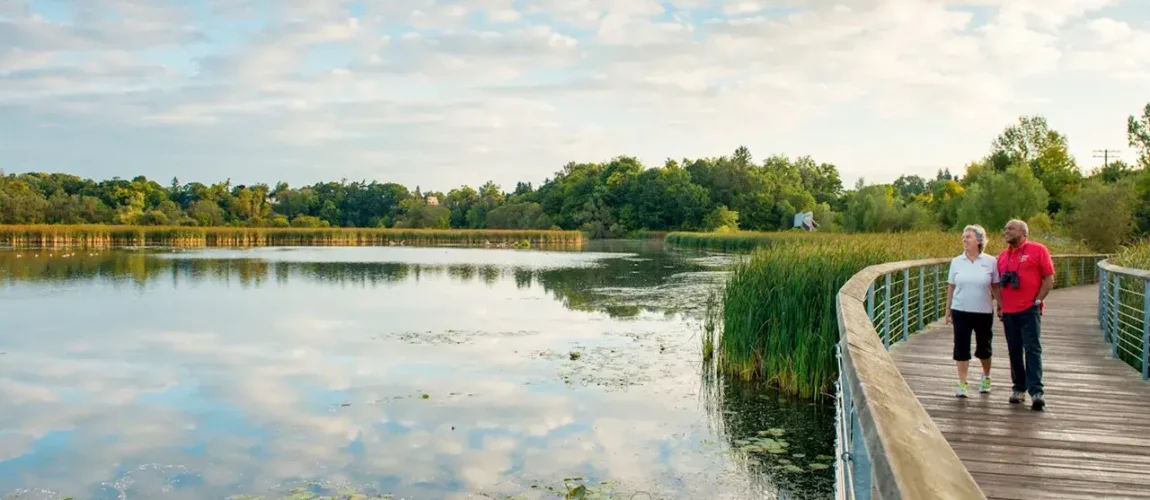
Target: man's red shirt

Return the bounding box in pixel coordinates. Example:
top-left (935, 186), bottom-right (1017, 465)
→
top-left (997, 240), bottom-right (1055, 314)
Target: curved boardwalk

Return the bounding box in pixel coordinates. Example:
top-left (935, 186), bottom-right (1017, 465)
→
top-left (889, 284), bottom-right (1150, 500)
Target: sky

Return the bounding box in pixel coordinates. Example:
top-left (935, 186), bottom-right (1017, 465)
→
top-left (1, 0), bottom-right (1148, 191)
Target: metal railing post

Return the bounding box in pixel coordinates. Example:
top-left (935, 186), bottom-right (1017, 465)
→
top-left (1079, 257), bottom-right (1085, 286)
top-left (935, 264), bottom-right (943, 319)
top-left (1143, 278), bottom-right (1149, 381)
top-left (902, 268), bottom-right (910, 341)
top-left (917, 267), bottom-right (925, 331)
top-left (1099, 268), bottom-right (1107, 342)
top-left (883, 273), bottom-right (891, 349)
top-left (1112, 272), bottom-right (1120, 359)
top-left (866, 283), bottom-right (875, 320)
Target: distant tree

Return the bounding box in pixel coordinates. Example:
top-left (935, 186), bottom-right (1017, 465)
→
top-left (957, 164), bottom-right (1049, 231)
top-left (1129, 103), bottom-right (1150, 169)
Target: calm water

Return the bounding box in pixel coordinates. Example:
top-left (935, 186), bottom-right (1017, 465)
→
top-left (0, 241), bottom-right (834, 500)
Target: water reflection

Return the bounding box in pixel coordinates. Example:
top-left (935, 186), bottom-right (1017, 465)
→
top-left (0, 246), bottom-right (727, 319)
top-left (0, 244), bottom-right (832, 500)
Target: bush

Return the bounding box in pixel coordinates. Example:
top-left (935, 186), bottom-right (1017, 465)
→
top-left (1068, 181), bottom-right (1136, 252)
top-left (1027, 213), bottom-right (1053, 234)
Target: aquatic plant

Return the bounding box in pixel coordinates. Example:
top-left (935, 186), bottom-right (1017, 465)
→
top-left (0, 224), bottom-right (583, 249)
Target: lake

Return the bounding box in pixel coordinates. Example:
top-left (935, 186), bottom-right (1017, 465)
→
top-left (0, 241), bottom-right (834, 500)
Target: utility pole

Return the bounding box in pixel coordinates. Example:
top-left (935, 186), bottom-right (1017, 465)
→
top-left (1093, 149), bottom-right (1121, 168)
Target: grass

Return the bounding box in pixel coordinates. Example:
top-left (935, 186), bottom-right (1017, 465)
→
top-left (1111, 238), bottom-right (1150, 270)
top-left (0, 224), bottom-right (583, 249)
top-left (688, 230), bottom-right (1094, 399)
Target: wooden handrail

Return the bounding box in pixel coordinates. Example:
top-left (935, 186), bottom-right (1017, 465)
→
top-left (836, 258), bottom-right (986, 500)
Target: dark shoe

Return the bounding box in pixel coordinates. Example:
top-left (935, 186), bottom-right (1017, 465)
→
top-left (1009, 391), bottom-right (1026, 404)
top-left (1031, 395), bottom-right (1045, 411)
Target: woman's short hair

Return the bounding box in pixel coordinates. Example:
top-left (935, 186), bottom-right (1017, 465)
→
top-left (963, 224), bottom-right (987, 252)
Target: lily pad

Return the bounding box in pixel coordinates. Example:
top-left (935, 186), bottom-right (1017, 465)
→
top-left (817, 454), bottom-right (835, 461)
top-left (766, 428), bottom-right (786, 437)
top-left (809, 463), bottom-right (831, 471)
top-left (782, 465), bottom-right (805, 473)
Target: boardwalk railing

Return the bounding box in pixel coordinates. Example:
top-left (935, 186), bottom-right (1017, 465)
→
top-left (1098, 259), bottom-right (1150, 380)
top-left (833, 254), bottom-right (1106, 500)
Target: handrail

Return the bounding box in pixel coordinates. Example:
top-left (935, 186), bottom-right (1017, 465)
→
top-left (1097, 259), bottom-right (1150, 380)
top-left (834, 254), bottom-right (1107, 500)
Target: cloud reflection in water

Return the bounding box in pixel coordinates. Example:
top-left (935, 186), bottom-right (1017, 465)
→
top-left (0, 245), bottom-right (831, 499)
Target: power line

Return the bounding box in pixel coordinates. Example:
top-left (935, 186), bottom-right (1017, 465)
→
top-left (1093, 149), bottom-right (1121, 168)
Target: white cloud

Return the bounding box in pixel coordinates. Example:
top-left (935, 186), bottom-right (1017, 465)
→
top-left (0, 0), bottom-right (1148, 187)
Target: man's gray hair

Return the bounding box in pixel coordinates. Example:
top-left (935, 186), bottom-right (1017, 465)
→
top-left (1006, 219), bottom-right (1030, 236)
top-left (963, 224), bottom-right (987, 252)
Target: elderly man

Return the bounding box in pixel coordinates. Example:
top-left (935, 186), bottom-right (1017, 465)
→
top-left (996, 219), bottom-right (1055, 411)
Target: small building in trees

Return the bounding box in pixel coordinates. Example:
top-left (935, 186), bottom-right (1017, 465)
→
top-left (793, 211), bottom-right (819, 231)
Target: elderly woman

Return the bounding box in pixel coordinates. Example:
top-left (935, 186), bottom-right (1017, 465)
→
top-left (945, 224), bottom-right (1001, 397)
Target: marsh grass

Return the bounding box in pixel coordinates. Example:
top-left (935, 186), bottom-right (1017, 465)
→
top-left (1112, 238), bottom-right (1150, 270)
top-left (0, 225), bottom-right (583, 249)
top-left (690, 230), bottom-right (1093, 399)
top-left (702, 288), bottom-right (721, 363)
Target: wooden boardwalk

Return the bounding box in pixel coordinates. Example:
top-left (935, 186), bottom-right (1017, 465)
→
top-left (889, 285), bottom-right (1150, 500)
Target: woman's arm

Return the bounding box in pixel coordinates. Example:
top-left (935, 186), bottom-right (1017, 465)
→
top-left (946, 283), bottom-right (955, 323)
top-left (992, 283), bottom-right (1003, 319)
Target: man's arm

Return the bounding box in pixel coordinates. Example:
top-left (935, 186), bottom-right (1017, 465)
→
top-left (1037, 246), bottom-right (1055, 302)
top-left (1037, 274), bottom-right (1054, 301)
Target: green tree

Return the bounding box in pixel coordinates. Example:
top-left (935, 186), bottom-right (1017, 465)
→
top-left (956, 164), bottom-right (1049, 231)
top-left (1065, 180), bottom-right (1137, 252)
top-left (1129, 103), bottom-right (1150, 169)
top-left (988, 114), bottom-right (1082, 213)
top-left (703, 205), bottom-right (739, 232)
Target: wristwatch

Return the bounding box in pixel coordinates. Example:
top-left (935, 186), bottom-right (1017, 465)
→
top-left (1034, 299), bottom-right (1042, 306)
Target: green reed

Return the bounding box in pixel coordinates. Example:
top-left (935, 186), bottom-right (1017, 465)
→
top-left (720, 242), bottom-right (896, 399)
top-left (0, 224), bottom-right (583, 249)
top-left (1112, 238), bottom-right (1150, 270)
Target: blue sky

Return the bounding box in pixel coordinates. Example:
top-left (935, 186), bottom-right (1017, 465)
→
top-left (1, 0), bottom-right (1148, 190)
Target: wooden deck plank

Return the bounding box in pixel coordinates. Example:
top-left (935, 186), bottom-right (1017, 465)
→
top-left (889, 285), bottom-right (1150, 498)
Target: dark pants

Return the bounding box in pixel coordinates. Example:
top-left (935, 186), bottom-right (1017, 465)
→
top-left (952, 309), bottom-right (993, 361)
top-left (1002, 306), bottom-right (1043, 397)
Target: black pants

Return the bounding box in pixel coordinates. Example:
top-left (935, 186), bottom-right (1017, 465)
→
top-left (1002, 306), bottom-right (1043, 397)
top-left (952, 309), bottom-right (993, 361)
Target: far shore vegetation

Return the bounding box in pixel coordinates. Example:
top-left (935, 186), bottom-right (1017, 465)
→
top-left (0, 225), bottom-right (582, 249)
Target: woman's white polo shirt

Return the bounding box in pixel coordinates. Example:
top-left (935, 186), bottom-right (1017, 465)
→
top-left (947, 253), bottom-right (999, 314)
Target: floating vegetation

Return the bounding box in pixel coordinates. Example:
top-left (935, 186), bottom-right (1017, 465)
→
top-left (480, 477), bottom-right (668, 500)
top-left (393, 329), bottom-right (539, 345)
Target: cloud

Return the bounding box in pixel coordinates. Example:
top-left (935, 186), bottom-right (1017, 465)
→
top-left (0, 0), bottom-right (1148, 187)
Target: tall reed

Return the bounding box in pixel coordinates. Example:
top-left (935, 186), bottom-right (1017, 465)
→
top-left (0, 225), bottom-right (583, 249)
top-left (1112, 238), bottom-right (1150, 270)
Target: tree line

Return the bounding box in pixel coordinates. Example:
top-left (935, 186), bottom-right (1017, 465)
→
top-left (2, 103), bottom-right (1148, 251)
